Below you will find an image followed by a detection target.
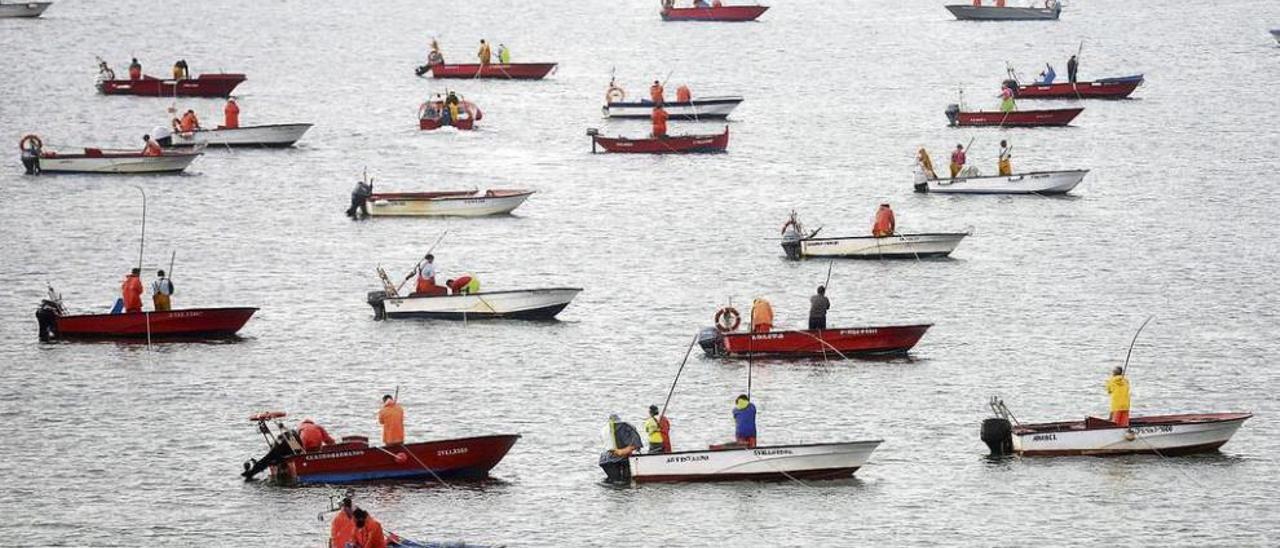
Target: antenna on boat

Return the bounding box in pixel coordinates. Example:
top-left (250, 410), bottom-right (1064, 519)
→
top-left (1121, 315), bottom-right (1155, 376)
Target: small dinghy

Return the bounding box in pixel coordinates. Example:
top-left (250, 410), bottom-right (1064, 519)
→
top-left (1009, 74), bottom-right (1144, 99)
top-left (629, 440), bottom-right (881, 482)
top-left (19, 135), bottom-right (200, 174)
top-left (242, 412), bottom-right (519, 484)
top-left (661, 4), bottom-right (769, 21)
top-left (946, 1), bottom-right (1061, 21)
top-left (36, 287), bottom-right (255, 341)
top-left (780, 211), bottom-right (968, 260)
top-left (914, 169), bottom-right (1088, 195)
top-left (588, 126), bottom-right (729, 153)
top-left (946, 104), bottom-right (1083, 127)
top-left (419, 98), bottom-right (482, 130)
top-left (417, 62), bottom-right (556, 80)
top-left (97, 73), bottom-right (246, 97)
top-left (366, 189), bottom-right (534, 217)
top-left (0, 1), bottom-right (52, 17)
top-left (983, 398), bottom-right (1252, 457)
top-left (166, 123), bottom-right (312, 148)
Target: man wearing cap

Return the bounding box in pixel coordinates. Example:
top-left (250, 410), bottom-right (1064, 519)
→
top-left (151, 269), bottom-right (175, 311)
top-left (1106, 367), bottom-right (1131, 426)
top-left (643, 405), bottom-right (671, 454)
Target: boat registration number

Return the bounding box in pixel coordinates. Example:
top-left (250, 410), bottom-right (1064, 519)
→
top-left (437, 447), bottom-right (469, 456)
top-left (1131, 425), bottom-right (1174, 434)
top-left (1032, 434), bottom-right (1056, 441)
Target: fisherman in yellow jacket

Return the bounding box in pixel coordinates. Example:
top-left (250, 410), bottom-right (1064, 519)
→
top-left (998, 140), bottom-right (1012, 176)
top-left (1106, 367), bottom-right (1131, 426)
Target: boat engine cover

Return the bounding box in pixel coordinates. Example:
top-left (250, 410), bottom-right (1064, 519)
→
top-left (945, 104), bottom-right (961, 127)
top-left (981, 417), bottom-right (1014, 456)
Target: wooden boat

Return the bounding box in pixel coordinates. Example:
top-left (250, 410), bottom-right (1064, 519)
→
top-left (37, 300), bottom-right (256, 340)
top-left (165, 123), bottom-right (312, 148)
top-left (24, 144), bottom-right (201, 174)
top-left (242, 412), bottom-right (519, 484)
top-left (661, 5), bottom-right (769, 21)
top-left (588, 126), bottom-right (729, 154)
top-left (699, 324), bottom-right (932, 358)
top-left (367, 189), bottom-right (534, 217)
top-left (420, 62), bottom-right (556, 80)
top-left (783, 232), bottom-right (969, 260)
top-left (914, 169), bottom-right (1087, 195)
top-left (628, 440), bottom-right (881, 483)
top-left (0, 1), bottom-right (52, 17)
top-left (368, 288), bottom-right (581, 320)
top-left (603, 96), bottom-right (743, 120)
top-left (97, 73), bottom-right (246, 97)
top-left (946, 2), bottom-right (1060, 21)
top-left (419, 99), bottom-right (482, 131)
top-left (1012, 75), bottom-right (1143, 99)
top-left (946, 105), bottom-right (1083, 127)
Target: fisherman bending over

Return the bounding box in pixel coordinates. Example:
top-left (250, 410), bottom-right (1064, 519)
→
top-left (352, 509), bottom-right (387, 548)
top-left (298, 418), bottom-right (336, 451)
top-left (872, 203), bottom-right (896, 237)
top-left (142, 134), bottom-right (163, 157)
top-left (330, 497), bottom-right (356, 548)
top-left (1037, 64), bottom-right (1056, 85)
top-left (346, 179), bottom-right (373, 220)
top-left (599, 413), bottom-right (642, 483)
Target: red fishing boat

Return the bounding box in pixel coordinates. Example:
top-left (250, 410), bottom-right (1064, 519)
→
top-left (97, 74), bottom-right (247, 97)
top-left (588, 126), bottom-right (729, 154)
top-left (242, 412), bottom-right (520, 484)
top-left (946, 105), bottom-right (1083, 127)
top-left (661, 5), bottom-right (769, 21)
top-left (420, 62), bottom-right (556, 80)
top-left (699, 324), bottom-right (932, 357)
top-left (36, 300), bottom-right (256, 341)
top-left (1009, 75), bottom-right (1143, 99)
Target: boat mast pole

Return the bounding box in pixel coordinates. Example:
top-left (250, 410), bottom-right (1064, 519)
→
top-left (1121, 315), bottom-right (1155, 376)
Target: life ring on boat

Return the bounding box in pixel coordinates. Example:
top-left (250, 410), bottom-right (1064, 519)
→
top-left (249, 411), bottom-right (287, 422)
top-left (714, 307), bottom-right (741, 333)
top-left (605, 86), bottom-right (626, 104)
top-left (19, 134), bottom-right (42, 151)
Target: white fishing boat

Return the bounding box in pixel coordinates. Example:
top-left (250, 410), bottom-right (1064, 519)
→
top-left (1271, 29), bottom-right (1280, 44)
top-left (0, 1), bottom-right (51, 18)
top-left (165, 123), bottom-right (312, 148)
top-left (367, 189), bottom-right (534, 217)
top-left (603, 96), bottom-right (743, 120)
top-left (945, 1), bottom-right (1060, 21)
top-left (367, 288), bottom-right (581, 320)
top-left (1009, 413), bottom-right (1252, 457)
top-left (628, 440), bottom-right (882, 483)
top-left (914, 169), bottom-right (1087, 195)
top-left (784, 232), bottom-right (968, 260)
top-left (28, 148), bottom-right (200, 174)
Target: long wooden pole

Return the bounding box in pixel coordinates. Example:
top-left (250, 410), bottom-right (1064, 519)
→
top-left (135, 186), bottom-right (147, 270)
top-left (1121, 316), bottom-right (1155, 376)
top-left (659, 333), bottom-right (700, 417)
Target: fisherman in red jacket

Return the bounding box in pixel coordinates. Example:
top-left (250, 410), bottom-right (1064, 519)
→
top-left (872, 203), bottom-right (896, 237)
top-left (298, 418), bottom-right (336, 452)
top-left (223, 98), bottom-right (240, 129)
top-left (330, 497), bottom-right (356, 548)
top-left (121, 268), bottom-right (144, 313)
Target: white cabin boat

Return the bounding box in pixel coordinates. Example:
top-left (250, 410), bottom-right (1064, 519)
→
top-left (914, 169), bottom-right (1087, 195)
top-left (368, 190), bottom-right (533, 217)
top-left (367, 288), bottom-right (581, 320)
top-left (945, 2), bottom-right (1060, 21)
top-left (784, 232), bottom-right (968, 260)
top-left (628, 440), bottom-right (882, 483)
top-left (0, 1), bottom-right (51, 18)
top-left (603, 96), bottom-right (743, 120)
top-left (1009, 413), bottom-right (1252, 457)
top-left (30, 149), bottom-right (200, 174)
top-left (165, 123), bottom-right (312, 148)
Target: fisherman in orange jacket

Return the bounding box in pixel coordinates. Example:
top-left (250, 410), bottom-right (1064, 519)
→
top-left (649, 80), bottom-right (664, 105)
top-left (179, 110), bottom-right (201, 133)
top-left (298, 419), bottom-right (336, 452)
top-left (378, 395), bottom-right (405, 446)
top-left (675, 84), bottom-right (692, 103)
top-left (121, 268), bottom-right (144, 313)
top-left (223, 98), bottom-right (240, 129)
top-left (651, 105), bottom-right (669, 138)
top-left (872, 203), bottom-right (896, 237)
top-left (330, 498), bottom-right (356, 548)
top-left (352, 509), bottom-right (387, 548)
top-left (142, 135), bottom-right (163, 157)
top-left (750, 298), bottom-right (773, 333)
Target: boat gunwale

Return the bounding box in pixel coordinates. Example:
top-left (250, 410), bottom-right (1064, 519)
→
top-left (630, 439), bottom-right (884, 460)
top-left (379, 287), bottom-right (583, 302)
top-left (54, 306), bottom-right (258, 321)
top-left (1012, 413), bottom-right (1253, 435)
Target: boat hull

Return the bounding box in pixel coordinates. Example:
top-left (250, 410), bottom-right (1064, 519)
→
top-left (591, 128), bottom-right (729, 154)
top-left (1012, 413), bottom-right (1252, 457)
top-left (1015, 77), bottom-right (1142, 99)
top-left (704, 324), bottom-right (932, 357)
top-left (945, 4), bottom-right (1060, 20)
top-left (661, 5), bottom-right (769, 21)
top-left (603, 96), bottom-right (742, 119)
top-left (628, 440), bottom-right (880, 483)
top-left (0, 1), bottom-right (51, 17)
top-left (97, 74), bottom-right (246, 97)
top-left (368, 190), bottom-right (533, 217)
top-left (369, 288), bottom-right (581, 320)
top-left (272, 435), bottom-right (520, 484)
top-left (953, 107), bottom-right (1083, 127)
top-left (787, 232), bottom-right (968, 260)
top-left (34, 151), bottom-right (200, 174)
top-left (915, 169), bottom-right (1088, 195)
top-left (426, 63), bottom-right (556, 80)
top-left (167, 123), bottom-right (312, 147)
top-left (48, 307), bottom-right (257, 340)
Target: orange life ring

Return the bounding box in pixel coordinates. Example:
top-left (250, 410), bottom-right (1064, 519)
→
top-left (606, 86), bottom-right (625, 104)
top-left (715, 306), bottom-right (741, 333)
top-left (19, 134), bottom-right (42, 151)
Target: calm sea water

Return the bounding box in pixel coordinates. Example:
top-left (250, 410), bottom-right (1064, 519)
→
top-left (2, 0), bottom-right (1278, 546)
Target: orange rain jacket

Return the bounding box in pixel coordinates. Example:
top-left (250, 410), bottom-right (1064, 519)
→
top-left (378, 401), bottom-right (405, 445)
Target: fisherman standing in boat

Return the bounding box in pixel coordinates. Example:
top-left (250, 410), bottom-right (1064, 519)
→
top-left (1067, 55), bottom-right (1079, 84)
top-left (330, 497), bottom-right (356, 548)
top-left (872, 203), bottom-right (896, 237)
top-left (599, 413), bottom-right (642, 483)
top-left (413, 254), bottom-right (438, 294)
top-left (378, 395), bottom-right (405, 446)
top-left (643, 405), bottom-right (671, 453)
top-left (949, 144), bottom-right (967, 179)
top-left (346, 178), bottom-right (373, 220)
top-left (733, 395), bottom-right (757, 448)
top-left (172, 59), bottom-right (190, 80)
top-left (20, 137), bottom-right (41, 175)
top-left (649, 80), bottom-right (664, 105)
top-left (223, 98), bottom-right (239, 129)
top-left (1106, 367), bottom-right (1131, 427)
top-left (151, 269), bottom-right (174, 311)
top-left (651, 105), bottom-right (669, 138)
top-left (999, 84), bottom-right (1016, 113)
top-left (128, 58), bottom-right (142, 80)
top-left (477, 39), bottom-right (492, 65)
top-left (916, 148), bottom-right (937, 180)
top-left (298, 418), bottom-right (336, 452)
top-left (497, 43), bottom-right (510, 64)
top-left (750, 298), bottom-right (773, 333)
top-left (428, 39), bottom-right (444, 65)
top-left (809, 286), bottom-right (829, 330)
top-left (998, 140), bottom-right (1012, 176)
top-left (121, 268), bottom-right (144, 313)
top-left (351, 509), bottom-right (387, 548)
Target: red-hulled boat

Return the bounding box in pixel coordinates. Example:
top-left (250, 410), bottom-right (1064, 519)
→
top-left (37, 302), bottom-right (257, 341)
top-left (421, 62), bottom-right (556, 80)
top-left (700, 324), bottom-right (931, 357)
top-left (97, 74), bottom-right (247, 97)
top-left (588, 126), bottom-right (729, 154)
top-left (661, 5), bottom-right (769, 21)
top-left (1011, 75), bottom-right (1143, 99)
top-left (418, 98), bottom-right (482, 130)
top-left (242, 412), bottom-right (520, 485)
top-left (947, 105), bottom-right (1083, 127)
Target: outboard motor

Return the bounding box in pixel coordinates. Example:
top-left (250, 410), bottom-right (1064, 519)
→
top-left (367, 290), bottom-right (388, 320)
top-left (35, 299), bottom-right (62, 341)
top-left (697, 326), bottom-right (723, 357)
top-left (600, 458), bottom-right (632, 484)
top-left (981, 417), bottom-right (1014, 456)
top-left (781, 238), bottom-right (802, 261)
top-left (242, 432), bottom-right (299, 481)
top-left (945, 104), bottom-right (961, 127)
top-left (414, 65), bottom-right (430, 77)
